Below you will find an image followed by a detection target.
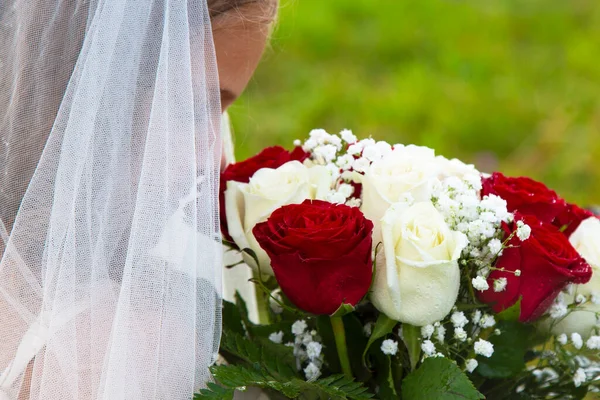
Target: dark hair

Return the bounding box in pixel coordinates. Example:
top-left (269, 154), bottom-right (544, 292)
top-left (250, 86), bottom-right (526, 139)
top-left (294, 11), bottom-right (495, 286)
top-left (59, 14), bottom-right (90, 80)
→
top-left (208, 0), bottom-right (278, 19)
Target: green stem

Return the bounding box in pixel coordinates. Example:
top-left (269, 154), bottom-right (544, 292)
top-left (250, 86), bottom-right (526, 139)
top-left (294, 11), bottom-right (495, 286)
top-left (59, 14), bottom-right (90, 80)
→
top-left (330, 316), bottom-right (353, 378)
top-left (253, 271), bottom-right (271, 325)
top-left (402, 324), bottom-right (421, 371)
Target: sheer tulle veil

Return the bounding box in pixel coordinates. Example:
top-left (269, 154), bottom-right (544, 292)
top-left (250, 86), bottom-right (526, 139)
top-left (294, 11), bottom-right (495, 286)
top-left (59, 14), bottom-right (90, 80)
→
top-left (0, 0), bottom-right (223, 398)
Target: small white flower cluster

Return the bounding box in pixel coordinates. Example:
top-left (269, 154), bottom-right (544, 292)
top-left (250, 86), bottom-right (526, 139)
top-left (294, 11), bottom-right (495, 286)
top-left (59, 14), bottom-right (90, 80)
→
top-left (288, 320), bottom-right (324, 381)
top-left (419, 310), bottom-right (498, 369)
top-left (555, 332), bottom-right (600, 351)
top-left (526, 330), bottom-right (600, 393)
top-left (296, 129), bottom-right (395, 207)
top-left (431, 173), bottom-right (514, 283)
top-left (381, 339), bottom-right (399, 356)
top-left (547, 292), bottom-right (569, 319)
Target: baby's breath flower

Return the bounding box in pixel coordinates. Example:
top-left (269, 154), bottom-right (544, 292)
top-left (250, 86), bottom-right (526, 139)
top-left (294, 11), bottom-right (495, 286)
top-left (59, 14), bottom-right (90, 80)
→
top-left (292, 320), bottom-right (308, 336)
top-left (479, 314), bottom-right (496, 329)
top-left (294, 346), bottom-right (307, 360)
top-left (474, 339), bottom-right (494, 358)
top-left (421, 340), bottom-right (436, 356)
top-left (421, 324), bottom-right (435, 339)
top-left (313, 144), bottom-right (338, 163)
top-left (269, 331), bottom-right (284, 344)
top-left (306, 342), bottom-right (322, 360)
top-left (304, 362), bottom-right (321, 381)
top-left (345, 198), bottom-right (362, 208)
top-left (327, 191), bottom-right (347, 205)
top-left (352, 158), bottom-right (370, 173)
top-left (556, 334), bottom-right (568, 345)
top-left (436, 325), bottom-right (447, 343)
top-left (493, 328), bottom-right (501, 336)
top-left (576, 294), bottom-right (587, 304)
top-left (571, 333), bottom-right (583, 350)
top-left (451, 312), bottom-right (469, 328)
top-left (488, 238), bottom-right (503, 256)
top-left (465, 359), bottom-right (478, 373)
top-left (363, 322), bottom-right (373, 337)
top-left (293, 139), bottom-right (302, 147)
top-left (548, 302), bottom-right (568, 319)
top-left (347, 143), bottom-right (363, 156)
top-left (304, 138), bottom-right (318, 151)
top-left (493, 277), bottom-right (507, 292)
top-left (472, 276), bottom-right (489, 292)
top-left (454, 327), bottom-right (467, 342)
top-left (472, 310), bottom-right (482, 325)
top-left (336, 154), bottom-right (354, 170)
top-left (591, 293), bottom-right (600, 305)
top-left (516, 220), bottom-right (531, 241)
top-left (337, 183), bottom-right (354, 198)
top-left (381, 339), bottom-right (399, 356)
top-left (586, 336), bottom-right (600, 350)
top-left (340, 129), bottom-right (357, 144)
top-left (514, 269), bottom-right (521, 277)
top-left (573, 368), bottom-right (587, 387)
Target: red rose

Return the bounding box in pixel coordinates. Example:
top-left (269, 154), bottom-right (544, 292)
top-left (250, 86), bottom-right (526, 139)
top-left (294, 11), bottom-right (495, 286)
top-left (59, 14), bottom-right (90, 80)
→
top-left (220, 146), bottom-right (309, 241)
top-left (481, 172), bottom-right (566, 223)
top-left (478, 214), bottom-right (592, 322)
top-left (553, 203), bottom-right (595, 237)
top-left (253, 200), bottom-right (374, 315)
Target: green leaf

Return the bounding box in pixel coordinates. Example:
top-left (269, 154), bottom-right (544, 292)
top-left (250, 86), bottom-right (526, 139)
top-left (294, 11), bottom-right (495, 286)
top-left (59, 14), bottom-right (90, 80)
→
top-left (316, 315), bottom-right (342, 373)
top-left (362, 313), bottom-right (398, 366)
top-left (402, 324), bottom-right (421, 371)
top-left (194, 382), bottom-right (235, 400)
top-left (496, 298), bottom-right (522, 322)
top-left (232, 291), bottom-right (294, 339)
top-left (234, 291), bottom-right (253, 333)
top-left (219, 329), bottom-right (298, 380)
top-left (330, 303), bottom-right (355, 318)
top-left (401, 357), bottom-right (484, 400)
top-left (197, 365), bottom-right (374, 400)
top-left (343, 314), bottom-right (372, 382)
top-left (371, 340), bottom-right (398, 399)
top-left (222, 300), bottom-right (245, 336)
top-left (476, 321), bottom-right (534, 379)
top-left (241, 247), bottom-right (260, 268)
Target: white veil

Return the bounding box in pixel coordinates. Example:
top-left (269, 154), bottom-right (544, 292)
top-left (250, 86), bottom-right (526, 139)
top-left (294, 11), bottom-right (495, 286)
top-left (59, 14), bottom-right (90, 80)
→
top-left (0, 0), bottom-right (223, 398)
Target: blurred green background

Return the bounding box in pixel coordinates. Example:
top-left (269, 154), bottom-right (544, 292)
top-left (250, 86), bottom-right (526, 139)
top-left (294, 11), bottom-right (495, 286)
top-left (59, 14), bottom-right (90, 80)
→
top-left (228, 0), bottom-right (600, 205)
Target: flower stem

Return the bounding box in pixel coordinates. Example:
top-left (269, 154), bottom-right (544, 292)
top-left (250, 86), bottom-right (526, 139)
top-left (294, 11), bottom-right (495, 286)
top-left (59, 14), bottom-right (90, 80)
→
top-left (330, 316), bottom-right (353, 378)
top-left (402, 324), bottom-right (421, 371)
top-left (253, 271), bottom-right (271, 325)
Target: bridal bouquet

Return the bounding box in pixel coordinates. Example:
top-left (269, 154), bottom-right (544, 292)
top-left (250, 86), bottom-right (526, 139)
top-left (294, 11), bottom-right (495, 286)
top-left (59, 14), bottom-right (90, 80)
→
top-left (197, 129), bottom-right (600, 400)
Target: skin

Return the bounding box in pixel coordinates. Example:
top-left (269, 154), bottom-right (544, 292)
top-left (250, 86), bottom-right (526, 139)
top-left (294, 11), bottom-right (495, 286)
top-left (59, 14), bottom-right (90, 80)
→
top-left (212, 4), bottom-right (273, 112)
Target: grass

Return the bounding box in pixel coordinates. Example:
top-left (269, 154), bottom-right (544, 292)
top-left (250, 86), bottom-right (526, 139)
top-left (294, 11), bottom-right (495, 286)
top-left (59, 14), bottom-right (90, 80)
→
top-left (228, 0), bottom-right (600, 205)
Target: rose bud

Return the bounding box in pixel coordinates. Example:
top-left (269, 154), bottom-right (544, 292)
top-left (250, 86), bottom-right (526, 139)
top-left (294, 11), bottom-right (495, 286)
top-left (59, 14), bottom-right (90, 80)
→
top-left (225, 162), bottom-right (331, 275)
top-left (481, 172), bottom-right (566, 224)
top-left (253, 200), bottom-right (374, 315)
top-left (550, 217), bottom-right (600, 337)
top-left (220, 146), bottom-right (309, 241)
top-left (478, 214), bottom-right (592, 322)
top-left (553, 202), bottom-right (595, 237)
top-left (371, 202), bottom-right (468, 327)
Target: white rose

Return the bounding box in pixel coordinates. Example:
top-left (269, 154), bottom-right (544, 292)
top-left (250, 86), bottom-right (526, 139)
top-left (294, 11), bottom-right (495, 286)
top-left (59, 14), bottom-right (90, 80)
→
top-left (371, 201), bottom-right (468, 326)
top-left (551, 217), bottom-right (600, 337)
top-left (225, 161), bottom-right (331, 275)
top-left (361, 145), bottom-right (440, 240)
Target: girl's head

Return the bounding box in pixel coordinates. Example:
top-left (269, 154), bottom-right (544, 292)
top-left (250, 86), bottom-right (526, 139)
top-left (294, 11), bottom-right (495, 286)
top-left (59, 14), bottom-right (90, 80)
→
top-left (209, 0), bottom-right (278, 111)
